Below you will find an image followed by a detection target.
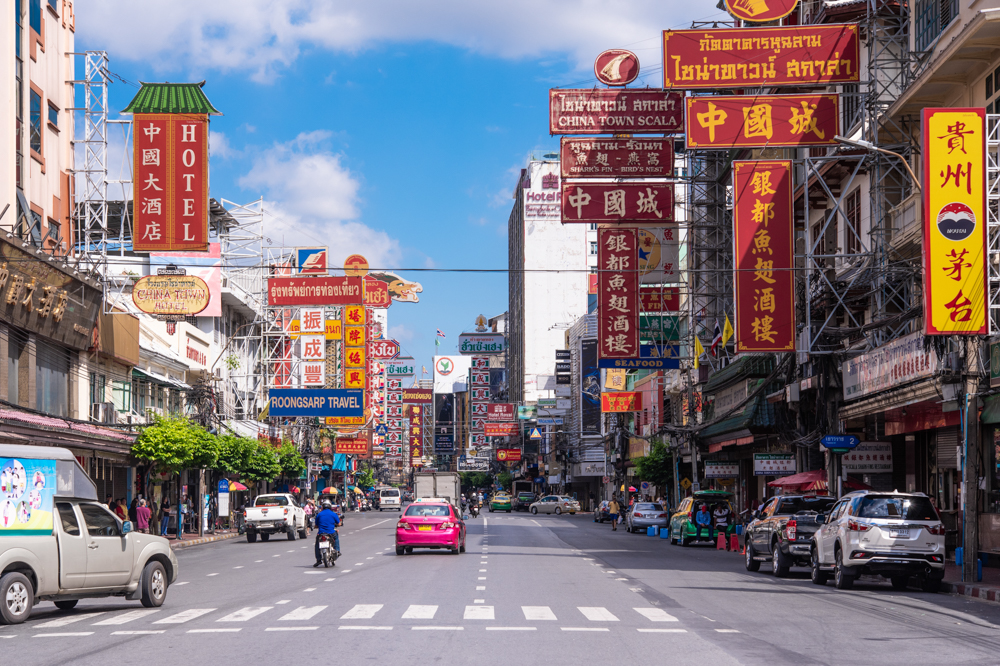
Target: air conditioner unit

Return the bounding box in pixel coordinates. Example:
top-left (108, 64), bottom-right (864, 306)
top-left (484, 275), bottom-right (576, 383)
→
top-left (90, 402), bottom-right (118, 424)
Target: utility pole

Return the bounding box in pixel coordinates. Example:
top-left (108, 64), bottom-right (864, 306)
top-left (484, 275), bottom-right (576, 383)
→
top-left (963, 338), bottom-right (981, 582)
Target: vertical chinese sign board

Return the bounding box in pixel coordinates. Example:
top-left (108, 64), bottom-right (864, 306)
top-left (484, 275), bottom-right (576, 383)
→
top-left (733, 161), bottom-right (795, 352)
top-left (598, 228), bottom-right (639, 359)
top-left (922, 108), bottom-right (988, 335)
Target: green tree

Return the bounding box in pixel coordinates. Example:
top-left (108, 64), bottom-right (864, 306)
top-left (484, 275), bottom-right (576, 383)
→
top-left (633, 440), bottom-right (674, 491)
top-left (133, 414), bottom-right (216, 474)
top-left (460, 472), bottom-right (491, 490)
top-left (496, 471), bottom-right (513, 491)
top-left (216, 435), bottom-right (258, 477)
top-left (243, 442), bottom-right (282, 483)
top-left (277, 439), bottom-right (306, 479)
top-left (355, 468), bottom-right (376, 490)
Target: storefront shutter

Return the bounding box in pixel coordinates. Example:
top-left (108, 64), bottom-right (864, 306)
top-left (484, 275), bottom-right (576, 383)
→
top-left (936, 426), bottom-right (959, 469)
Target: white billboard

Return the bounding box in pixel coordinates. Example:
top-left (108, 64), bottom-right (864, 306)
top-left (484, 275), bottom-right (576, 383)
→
top-left (433, 355), bottom-right (473, 394)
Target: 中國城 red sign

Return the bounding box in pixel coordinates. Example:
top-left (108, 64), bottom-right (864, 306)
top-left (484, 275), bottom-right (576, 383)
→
top-left (560, 137), bottom-right (673, 179)
top-left (598, 228), bottom-right (639, 360)
top-left (549, 89), bottom-right (684, 135)
top-left (267, 276), bottom-right (363, 306)
top-left (733, 161), bottom-right (795, 352)
top-left (686, 94), bottom-right (840, 149)
top-left (562, 183), bottom-right (674, 224)
top-left (662, 24), bottom-right (860, 89)
top-left (133, 114), bottom-right (209, 251)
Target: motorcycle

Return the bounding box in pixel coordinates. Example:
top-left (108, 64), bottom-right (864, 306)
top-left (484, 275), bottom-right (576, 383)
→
top-left (470, 503), bottom-right (480, 518)
top-left (318, 533), bottom-right (339, 568)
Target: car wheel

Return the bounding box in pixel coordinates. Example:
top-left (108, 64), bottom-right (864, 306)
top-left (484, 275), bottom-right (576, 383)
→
top-left (54, 600), bottom-right (78, 611)
top-left (260, 533), bottom-right (270, 542)
top-left (246, 531), bottom-right (257, 543)
top-left (681, 535), bottom-right (691, 547)
top-left (745, 541), bottom-right (760, 571)
top-left (921, 578), bottom-right (941, 593)
top-left (0, 572), bottom-right (33, 624)
top-left (555, 507), bottom-right (562, 515)
top-left (890, 576), bottom-right (909, 590)
top-left (298, 528), bottom-right (307, 539)
top-left (506, 510), bottom-right (511, 513)
top-left (287, 526), bottom-right (296, 541)
top-left (810, 549), bottom-right (829, 586)
top-left (396, 546), bottom-right (404, 555)
top-left (405, 547), bottom-right (413, 554)
top-left (531, 507), bottom-right (538, 515)
top-left (834, 548), bottom-right (854, 590)
top-left (772, 543), bottom-right (790, 578)
top-left (379, 508), bottom-right (383, 512)
top-left (460, 542), bottom-right (466, 553)
top-left (140, 560), bottom-right (167, 608)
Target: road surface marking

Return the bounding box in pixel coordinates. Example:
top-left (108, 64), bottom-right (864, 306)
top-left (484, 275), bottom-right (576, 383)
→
top-left (174, 582), bottom-right (189, 586)
top-left (341, 605), bottom-right (383, 620)
top-left (476, 586), bottom-right (486, 591)
top-left (154, 609), bottom-right (216, 624)
top-left (412, 626), bottom-right (462, 631)
top-left (272, 555), bottom-right (280, 558)
top-left (638, 628), bottom-right (688, 633)
top-left (522, 607), bottom-right (557, 621)
top-left (354, 563), bottom-right (364, 566)
top-left (634, 608), bottom-right (678, 622)
top-left (207, 573), bottom-right (218, 577)
top-left (338, 626), bottom-right (391, 631)
top-left (561, 627), bottom-right (609, 632)
top-left (111, 630), bottom-right (165, 635)
top-left (255, 560), bottom-right (263, 563)
top-left (401, 605), bottom-right (437, 619)
top-left (304, 571), bottom-right (326, 575)
top-left (716, 629), bottom-right (740, 633)
top-left (479, 569), bottom-right (487, 572)
top-left (360, 519), bottom-right (390, 530)
top-left (33, 632), bottom-right (94, 637)
top-left (342, 570), bottom-right (352, 573)
top-left (606, 571), bottom-right (616, 574)
top-left (366, 557), bottom-right (374, 560)
top-left (280, 606), bottom-right (327, 621)
top-left (36, 613), bottom-right (105, 628)
top-left (578, 607), bottom-right (619, 622)
top-left (233, 566), bottom-right (244, 569)
top-left (188, 628), bottom-right (241, 633)
top-left (474, 599), bottom-right (485, 604)
top-left (325, 578), bottom-right (336, 582)
top-left (287, 550), bottom-right (295, 553)
top-left (275, 600), bottom-right (291, 605)
top-left (266, 626), bottom-right (318, 631)
top-left (93, 610), bottom-right (160, 625)
top-left (615, 578), bottom-right (628, 581)
top-left (217, 607), bottom-right (273, 622)
top-left (478, 577), bottom-right (487, 580)
top-left (487, 627), bottom-right (536, 631)
top-left (464, 606), bottom-right (494, 620)
top-left (303, 588), bottom-right (316, 592)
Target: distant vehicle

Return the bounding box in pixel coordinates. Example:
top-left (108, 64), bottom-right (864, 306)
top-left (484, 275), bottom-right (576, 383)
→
top-left (669, 490), bottom-right (734, 546)
top-left (593, 500), bottom-right (611, 523)
top-left (377, 487), bottom-right (402, 512)
top-left (529, 495), bottom-right (580, 515)
top-left (395, 502), bottom-right (466, 555)
top-left (243, 494), bottom-right (308, 543)
top-left (744, 495), bottom-right (836, 577)
top-left (625, 502), bottom-right (669, 533)
top-left (810, 491), bottom-right (945, 592)
top-left (414, 472), bottom-right (462, 510)
top-left (489, 493), bottom-right (512, 513)
top-left (513, 492), bottom-right (536, 512)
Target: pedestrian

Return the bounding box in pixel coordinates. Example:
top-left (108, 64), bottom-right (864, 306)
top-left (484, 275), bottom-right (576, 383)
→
top-left (608, 497), bottom-right (620, 531)
top-left (136, 499), bottom-right (151, 533)
top-left (115, 498), bottom-right (127, 520)
top-left (178, 495), bottom-right (188, 539)
top-left (695, 504), bottom-right (712, 541)
top-left (304, 498), bottom-right (315, 530)
top-left (129, 497), bottom-right (138, 523)
top-left (106, 494), bottom-right (114, 511)
top-left (160, 499), bottom-right (171, 537)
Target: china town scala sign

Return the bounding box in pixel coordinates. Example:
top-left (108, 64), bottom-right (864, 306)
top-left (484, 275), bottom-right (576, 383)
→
top-left (132, 275), bottom-right (211, 316)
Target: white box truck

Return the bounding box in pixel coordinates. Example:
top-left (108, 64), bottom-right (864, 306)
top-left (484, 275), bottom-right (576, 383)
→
top-left (413, 471), bottom-right (462, 510)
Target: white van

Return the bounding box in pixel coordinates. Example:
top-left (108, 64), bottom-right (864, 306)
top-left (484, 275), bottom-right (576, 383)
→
top-left (378, 487), bottom-right (402, 511)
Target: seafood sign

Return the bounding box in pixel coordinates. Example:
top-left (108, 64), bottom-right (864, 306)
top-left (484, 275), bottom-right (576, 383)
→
top-left (0, 457), bottom-right (55, 535)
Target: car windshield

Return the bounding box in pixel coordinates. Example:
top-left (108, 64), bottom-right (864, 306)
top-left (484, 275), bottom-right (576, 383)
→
top-left (775, 497), bottom-right (836, 515)
top-left (380, 489), bottom-right (400, 497)
top-left (405, 505), bottom-right (450, 517)
top-left (519, 493), bottom-right (534, 498)
top-left (635, 503), bottom-right (659, 510)
top-left (857, 496), bottom-right (938, 520)
top-left (254, 496), bottom-right (288, 506)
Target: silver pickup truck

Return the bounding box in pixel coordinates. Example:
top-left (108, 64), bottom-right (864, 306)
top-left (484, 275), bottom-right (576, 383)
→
top-left (0, 445), bottom-right (179, 624)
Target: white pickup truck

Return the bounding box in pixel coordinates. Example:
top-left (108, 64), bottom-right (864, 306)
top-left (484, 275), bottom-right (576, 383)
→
top-left (0, 444), bottom-right (179, 624)
top-left (243, 494), bottom-right (308, 543)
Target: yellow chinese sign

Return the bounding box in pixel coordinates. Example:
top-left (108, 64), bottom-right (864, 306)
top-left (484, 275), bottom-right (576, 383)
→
top-left (923, 108), bottom-right (987, 335)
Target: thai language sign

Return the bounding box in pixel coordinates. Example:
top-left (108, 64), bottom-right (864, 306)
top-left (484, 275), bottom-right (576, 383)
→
top-left (841, 332), bottom-right (938, 401)
top-left (549, 89), bottom-right (684, 135)
top-left (842, 442), bottom-right (893, 473)
top-left (733, 161), bottom-right (795, 352)
top-left (563, 183), bottom-right (674, 224)
top-left (0, 457), bottom-right (55, 535)
top-left (402, 389), bottom-right (433, 404)
top-left (269, 389), bottom-right (364, 417)
top-left (133, 114), bottom-right (209, 251)
top-left (560, 137), bottom-right (673, 179)
top-left (686, 94), bottom-right (840, 149)
top-left (458, 333), bottom-right (505, 355)
top-left (753, 453), bottom-right (795, 476)
top-left (598, 228), bottom-right (639, 359)
top-left (922, 108), bottom-right (988, 335)
top-left (484, 422), bottom-right (519, 437)
top-left (267, 277), bottom-right (364, 306)
top-left (601, 392), bottom-right (643, 412)
top-left (132, 275), bottom-right (210, 316)
top-left (335, 437), bottom-right (368, 455)
top-left (662, 24), bottom-right (860, 89)
top-left (496, 449), bottom-right (522, 462)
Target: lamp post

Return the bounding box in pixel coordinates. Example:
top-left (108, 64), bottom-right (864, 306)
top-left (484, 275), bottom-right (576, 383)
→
top-left (833, 135), bottom-right (921, 191)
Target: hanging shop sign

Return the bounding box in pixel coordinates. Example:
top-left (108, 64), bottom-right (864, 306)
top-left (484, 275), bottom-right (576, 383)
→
top-left (705, 461), bottom-right (740, 478)
top-left (132, 113), bottom-right (210, 251)
top-left (517, 405), bottom-right (538, 420)
top-left (733, 160), bottom-right (795, 352)
top-left (662, 24), bottom-right (860, 89)
top-left (601, 391), bottom-right (643, 412)
top-left (131, 275), bottom-right (210, 316)
top-left (267, 276), bottom-right (363, 306)
top-left (458, 333), bottom-right (505, 355)
top-left (598, 228), bottom-right (639, 360)
top-left (296, 247), bottom-right (328, 275)
top-left (640, 287), bottom-right (680, 312)
top-left (549, 89), bottom-right (684, 135)
top-left (639, 344), bottom-right (679, 360)
top-left (841, 441), bottom-right (893, 473)
top-left (753, 453), bottom-right (795, 476)
top-left (560, 137), bottom-right (673, 179)
top-left (325, 416), bottom-right (365, 426)
top-left (363, 277), bottom-right (391, 308)
top-left (598, 358), bottom-right (678, 369)
top-left (563, 183), bottom-right (674, 224)
top-left (922, 108), bottom-right (987, 335)
top-left (496, 449), bottom-right (522, 462)
top-left (335, 436), bottom-right (368, 455)
top-left (458, 456), bottom-right (491, 472)
top-left (484, 422), bottom-right (520, 437)
top-left (725, 0), bottom-right (799, 23)
top-left (686, 94), bottom-right (840, 149)
top-left (488, 403), bottom-right (516, 422)
top-left (385, 357), bottom-right (416, 376)
top-left (594, 48), bottom-right (640, 86)
top-left (364, 271), bottom-right (423, 303)
top-left (402, 389), bottom-right (433, 404)
top-left (369, 339), bottom-right (400, 360)
top-left (638, 227), bottom-right (680, 284)
top-left (841, 332), bottom-right (938, 401)
top-left (269, 389), bottom-right (364, 417)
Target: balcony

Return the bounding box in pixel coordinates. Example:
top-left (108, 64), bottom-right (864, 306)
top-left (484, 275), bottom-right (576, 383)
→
top-left (888, 192), bottom-right (921, 257)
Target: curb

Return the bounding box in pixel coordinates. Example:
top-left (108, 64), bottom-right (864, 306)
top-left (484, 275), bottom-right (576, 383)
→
top-left (170, 532), bottom-right (242, 550)
top-left (942, 580), bottom-right (1000, 603)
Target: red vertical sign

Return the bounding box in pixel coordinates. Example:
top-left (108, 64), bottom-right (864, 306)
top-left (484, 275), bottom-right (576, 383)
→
top-left (733, 161), bottom-right (795, 352)
top-left (598, 228), bottom-right (639, 359)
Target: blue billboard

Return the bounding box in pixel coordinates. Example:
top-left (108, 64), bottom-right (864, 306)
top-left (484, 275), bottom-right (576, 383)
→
top-left (269, 389), bottom-right (364, 417)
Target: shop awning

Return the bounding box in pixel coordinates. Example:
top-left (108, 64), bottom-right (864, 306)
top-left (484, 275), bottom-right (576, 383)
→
top-left (703, 355), bottom-right (775, 396)
top-left (132, 368), bottom-right (191, 391)
top-left (768, 469), bottom-right (870, 492)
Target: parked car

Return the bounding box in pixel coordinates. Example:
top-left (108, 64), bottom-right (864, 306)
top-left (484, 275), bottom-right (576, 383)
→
top-left (625, 502), bottom-right (669, 533)
top-left (669, 490), bottom-right (735, 546)
top-left (489, 493), bottom-right (512, 513)
top-left (810, 490), bottom-right (946, 592)
top-left (243, 494), bottom-right (308, 542)
top-left (513, 492), bottom-right (537, 512)
top-left (744, 494), bottom-right (836, 576)
top-left (529, 495), bottom-right (581, 515)
top-left (593, 500), bottom-right (611, 523)
top-left (395, 501), bottom-right (466, 555)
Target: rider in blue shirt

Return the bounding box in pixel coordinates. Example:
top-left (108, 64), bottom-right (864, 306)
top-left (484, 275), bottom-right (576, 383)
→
top-left (313, 501), bottom-right (341, 566)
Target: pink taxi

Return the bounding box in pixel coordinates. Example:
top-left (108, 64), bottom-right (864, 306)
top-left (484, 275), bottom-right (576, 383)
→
top-left (395, 502), bottom-right (466, 555)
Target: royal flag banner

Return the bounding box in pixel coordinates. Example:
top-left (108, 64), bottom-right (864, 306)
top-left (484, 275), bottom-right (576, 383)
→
top-left (922, 108), bottom-right (988, 335)
top-left (686, 94), bottom-right (840, 149)
top-left (598, 228), bottom-right (639, 359)
top-left (733, 161), bottom-right (795, 352)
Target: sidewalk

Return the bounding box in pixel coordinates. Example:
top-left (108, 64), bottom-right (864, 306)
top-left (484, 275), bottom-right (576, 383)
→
top-left (942, 562), bottom-right (1000, 603)
top-left (168, 531), bottom-right (242, 550)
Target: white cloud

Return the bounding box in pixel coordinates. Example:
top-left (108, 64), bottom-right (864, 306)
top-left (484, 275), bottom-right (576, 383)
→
top-left (389, 324), bottom-right (416, 343)
top-left (210, 131), bottom-right (235, 159)
top-left (79, 1), bottom-right (727, 81)
top-left (238, 132), bottom-right (401, 267)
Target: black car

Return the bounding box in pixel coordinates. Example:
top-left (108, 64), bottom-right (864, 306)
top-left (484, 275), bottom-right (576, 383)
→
top-left (745, 495), bottom-right (837, 577)
top-left (513, 492), bottom-right (537, 512)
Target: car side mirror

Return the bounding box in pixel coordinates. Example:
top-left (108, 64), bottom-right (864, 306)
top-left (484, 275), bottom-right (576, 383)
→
top-left (815, 514), bottom-right (826, 525)
top-left (122, 520), bottom-right (133, 534)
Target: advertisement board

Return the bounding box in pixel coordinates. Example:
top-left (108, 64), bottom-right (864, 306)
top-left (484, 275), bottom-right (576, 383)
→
top-left (725, 0), bottom-right (799, 22)
top-left (549, 89), bottom-right (684, 135)
top-left (269, 389), bottom-right (364, 417)
top-left (458, 457), bottom-right (491, 472)
top-left (458, 333), bottom-right (505, 355)
top-left (686, 94), bottom-right (840, 149)
top-left (484, 422), bottom-right (519, 437)
top-left (563, 183), bottom-right (674, 224)
top-left (601, 392), bottom-right (643, 412)
top-left (267, 277), bottom-right (364, 306)
top-left (496, 449), bottom-right (522, 462)
top-left (386, 357), bottom-right (415, 376)
top-left (335, 437), bottom-right (368, 455)
top-left (488, 404), bottom-right (515, 422)
top-left (296, 247), bottom-right (328, 275)
top-left (133, 275), bottom-right (210, 317)
top-left (560, 137), bottom-right (673, 179)
top-left (841, 332), bottom-right (938, 401)
top-left (402, 389), bottom-right (433, 404)
top-left (705, 461), bottom-right (740, 478)
top-left (598, 228), bottom-right (639, 360)
top-left (640, 287), bottom-right (680, 312)
top-left (842, 442), bottom-right (893, 473)
top-left (0, 457), bottom-right (56, 535)
top-left (753, 453), bottom-right (795, 476)
top-left (150, 243), bottom-right (222, 318)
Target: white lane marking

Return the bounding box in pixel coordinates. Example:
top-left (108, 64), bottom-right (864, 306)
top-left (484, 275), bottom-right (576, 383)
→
top-left (478, 577), bottom-right (487, 580)
top-left (280, 606), bottom-right (327, 621)
top-left (154, 608), bottom-right (216, 624)
top-left (255, 560), bottom-right (263, 563)
top-left (483, 518), bottom-right (487, 527)
top-left (207, 573), bottom-right (219, 577)
top-left (401, 605), bottom-right (437, 619)
top-left (464, 606), bottom-right (495, 620)
top-left (338, 626), bottom-right (391, 631)
top-left (561, 627), bottom-right (609, 632)
top-left (304, 571), bottom-right (326, 575)
top-left (634, 608), bottom-right (678, 622)
top-left (522, 606), bottom-right (557, 621)
top-left (354, 563), bottom-right (364, 566)
top-left (275, 600), bottom-right (291, 605)
top-left (325, 578), bottom-right (336, 582)
top-left (476, 586), bottom-right (486, 591)
top-left (366, 557), bottom-right (374, 560)
top-left (217, 607), bottom-right (273, 622)
top-left (233, 566), bottom-right (244, 569)
top-left (110, 630), bottom-right (166, 635)
top-left (188, 628), bottom-right (241, 633)
top-left (272, 555), bottom-right (281, 558)
top-left (716, 629), bottom-right (740, 633)
top-left (287, 550), bottom-right (295, 553)
top-left (578, 607), bottom-right (619, 622)
top-left (487, 627), bottom-right (536, 631)
top-left (615, 578), bottom-right (628, 581)
top-left (531, 520), bottom-right (541, 526)
top-left (35, 613), bottom-right (105, 628)
top-left (341, 604), bottom-right (383, 620)
top-left (303, 588), bottom-right (316, 592)
top-left (360, 519), bottom-right (390, 530)
top-left (474, 599), bottom-right (485, 604)
top-left (93, 610), bottom-right (160, 625)
top-left (638, 628), bottom-right (688, 633)
top-left (342, 570), bottom-right (352, 573)
top-left (174, 582), bottom-right (189, 586)
top-left (412, 626), bottom-right (462, 631)
top-left (266, 626), bottom-right (318, 631)
top-left (479, 569), bottom-right (487, 572)
top-left (33, 632), bottom-right (94, 637)
top-left (606, 571), bottom-right (616, 574)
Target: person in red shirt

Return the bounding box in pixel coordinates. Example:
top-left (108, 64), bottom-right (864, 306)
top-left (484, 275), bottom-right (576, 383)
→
top-left (136, 499), bottom-right (152, 533)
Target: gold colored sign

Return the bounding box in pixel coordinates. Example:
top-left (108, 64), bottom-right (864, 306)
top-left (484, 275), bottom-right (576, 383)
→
top-left (132, 275), bottom-right (210, 316)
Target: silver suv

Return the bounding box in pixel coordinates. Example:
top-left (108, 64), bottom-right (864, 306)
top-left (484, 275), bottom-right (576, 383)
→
top-left (810, 490), bottom-right (945, 592)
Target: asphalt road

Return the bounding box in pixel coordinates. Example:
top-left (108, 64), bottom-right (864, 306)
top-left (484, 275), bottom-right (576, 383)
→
top-left (5, 507), bottom-right (1000, 665)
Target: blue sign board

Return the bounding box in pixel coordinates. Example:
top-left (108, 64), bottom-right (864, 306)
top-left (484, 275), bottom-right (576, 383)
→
top-left (529, 428), bottom-right (543, 440)
top-left (218, 479), bottom-right (230, 494)
top-left (639, 344), bottom-right (680, 360)
top-left (374, 424), bottom-right (388, 437)
top-left (269, 389), bottom-right (364, 418)
top-left (821, 435), bottom-right (860, 450)
top-left (537, 417), bottom-right (563, 426)
top-left (598, 357), bottom-right (680, 369)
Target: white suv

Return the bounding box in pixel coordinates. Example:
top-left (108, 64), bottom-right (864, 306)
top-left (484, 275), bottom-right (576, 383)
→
top-left (810, 490), bottom-right (946, 592)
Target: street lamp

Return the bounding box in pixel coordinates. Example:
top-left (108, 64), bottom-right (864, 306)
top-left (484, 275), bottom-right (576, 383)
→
top-left (834, 135), bottom-right (921, 191)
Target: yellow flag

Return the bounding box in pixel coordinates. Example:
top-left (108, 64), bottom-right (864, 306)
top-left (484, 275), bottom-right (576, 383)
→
top-left (722, 315), bottom-right (734, 347)
top-left (694, 336), bottom-right (705, 369)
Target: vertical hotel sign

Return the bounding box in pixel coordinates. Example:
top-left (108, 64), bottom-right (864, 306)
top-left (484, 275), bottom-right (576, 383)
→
top-left (733, 161), bottom-right (795, 352)
top-left (923, 108), bottom-right (988, 335)
top-left (598, 228), bottom-right (639, 359)
top-left (133, 115), bottom-right (209, 252)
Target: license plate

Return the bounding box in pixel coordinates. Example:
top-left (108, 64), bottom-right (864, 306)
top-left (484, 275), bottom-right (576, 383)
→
top-left (417, 525), bottom-right (433, 531)
top-left (318, 541), bottom-right (330, 549)
top-left (889, 529), bottom-right (909, 538)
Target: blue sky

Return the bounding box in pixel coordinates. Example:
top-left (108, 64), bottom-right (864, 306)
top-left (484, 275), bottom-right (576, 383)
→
top-left (78, 1), bottom-right (726, 371)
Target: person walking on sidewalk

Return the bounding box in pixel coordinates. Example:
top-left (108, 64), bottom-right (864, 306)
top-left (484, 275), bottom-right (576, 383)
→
top-left (136, 499), bottom-right (151, 533)
top-left (608, 498), bottom-right (621, 531)
top-left (159, 499), bottom-right (171, 537)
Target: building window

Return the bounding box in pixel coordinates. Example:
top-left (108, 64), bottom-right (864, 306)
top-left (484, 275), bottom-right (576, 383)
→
top-left (7, 337), bottom-right (21, 405)
top-left (15, 0), bottom-right (23, 190)
top-left (89, 372), bottom-right (106, 405)
top-left (157, 386), bottom-right (164, 410)
top-left (588, 223), bottom-right (598, 231)
top-left (986, 67), bottom-right (1000, 115)
top-left (46, 219), bottom-right (60, 247)
top-left (28, 0), bottom-right (40, 33)
top-left (844, 188), bottom-right (862, 254)
top-left (46, 0), bottom-right (56, 13)
top-left (36, 339), bottom-right (69, 417)
top-left (29, 89), bottom-right (41, 154)
top-left (47, 102), bottom-right (57, 128)
top-left (841, 83), bottom-right (860, 131)
top-left (914, 0), bottom-right (958, 52)
top-left (589, 241), bottom-right (598, 256)
top-left (112, 380), bottom-right (131, 413)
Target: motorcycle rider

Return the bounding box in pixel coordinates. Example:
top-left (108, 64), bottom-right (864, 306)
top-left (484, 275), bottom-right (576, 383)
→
top-left (313, 500), bottom-right (341, 567)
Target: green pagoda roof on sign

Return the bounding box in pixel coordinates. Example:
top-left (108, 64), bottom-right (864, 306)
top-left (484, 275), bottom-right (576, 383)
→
top-left (122, 81), bottom-right (221, 115)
